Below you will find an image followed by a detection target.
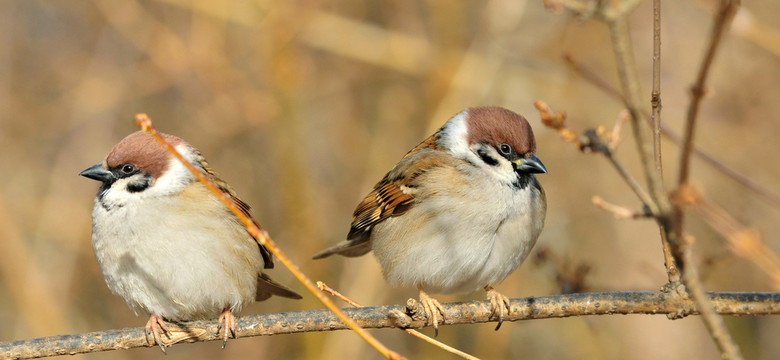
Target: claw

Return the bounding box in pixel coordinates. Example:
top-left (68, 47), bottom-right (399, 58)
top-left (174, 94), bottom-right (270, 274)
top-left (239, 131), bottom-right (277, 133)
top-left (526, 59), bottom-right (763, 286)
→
top-left (485, 286), bottom-right (511, 330)
top-left (144, 314), bottom-right (171, 353)
top-left (217, 309), bottom-right (237, 348)
top-left (417, 285), bottom-right (445, 336)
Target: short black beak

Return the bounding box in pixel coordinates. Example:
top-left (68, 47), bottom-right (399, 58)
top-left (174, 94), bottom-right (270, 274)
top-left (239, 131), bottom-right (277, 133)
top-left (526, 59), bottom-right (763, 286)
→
top-left (513, 153), bottom-right (547, 174)
top-left (80, 163), bottom-right (114, 182)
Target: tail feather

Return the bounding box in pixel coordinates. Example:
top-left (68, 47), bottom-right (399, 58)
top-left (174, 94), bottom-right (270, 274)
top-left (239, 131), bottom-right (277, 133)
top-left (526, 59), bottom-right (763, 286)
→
top-left (256, 273), bottom-right (302, 301)
top-left (312, 236), bottom-right (372, 259)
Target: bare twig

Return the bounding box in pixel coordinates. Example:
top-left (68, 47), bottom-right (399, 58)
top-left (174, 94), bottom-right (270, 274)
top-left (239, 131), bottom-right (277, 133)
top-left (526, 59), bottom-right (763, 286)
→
top-left (676, 0), bottom-right (741, 187)
top-left (582, 129), bottom-right (656, 209)
top-left (670, 1), bottom-right (742, 358)
top-left (535, 101), bottom-right (654, 210)
top-left (133, 114), bottom-right (401, 360)
top-left (651, 0), bottom-right (663, 175)
top-left (592, 196), bottom-right (652, 219)
top-left (317, 282), bottom-right (481, 360)
top-left (562, 54), bottom-right (780, 210)
top-left (604, 18), bottom-right (692, 315)
top-left (535, 101), bottom-right (582, 147)
top-left (605, 110), bottom-right (629, 151)
top-left (607, 17), bottom-right (666, 218)
top-left (318, 281), bottom-right (362, 307)
top-left (680, 235), bottom-right (743, 360)
top-left (2, 291), bottom-right (778, 359)
top-left (650, 0), bottom-right (683, 291)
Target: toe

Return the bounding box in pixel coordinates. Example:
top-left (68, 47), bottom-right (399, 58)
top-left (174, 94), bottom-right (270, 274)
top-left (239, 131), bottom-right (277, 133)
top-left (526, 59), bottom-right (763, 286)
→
top-left (485, 287), bottom-right (511, 331)
top-left (144, 315), bottom-right (168, 352)
top-left (218, 309), bottom-right (237, 348)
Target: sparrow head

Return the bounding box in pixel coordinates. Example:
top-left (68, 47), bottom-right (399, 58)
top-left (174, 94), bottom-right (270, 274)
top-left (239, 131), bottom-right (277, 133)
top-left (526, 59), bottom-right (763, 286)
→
top-left (438, 106), bottom-right (547, 188)
top-left (80, 131), bottom-right (200, 206)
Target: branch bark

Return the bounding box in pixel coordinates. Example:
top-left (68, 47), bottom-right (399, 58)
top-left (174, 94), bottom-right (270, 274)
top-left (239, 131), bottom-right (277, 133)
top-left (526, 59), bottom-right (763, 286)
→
top-left (2, 291), bottom-right (778, 359)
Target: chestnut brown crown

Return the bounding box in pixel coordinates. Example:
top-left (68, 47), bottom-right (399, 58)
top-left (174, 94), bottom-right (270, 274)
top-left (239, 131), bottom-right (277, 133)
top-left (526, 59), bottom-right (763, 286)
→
top-left (465, 106), bottom-right (536, 156)
top-left (104, 131), bottom-right (185, 178)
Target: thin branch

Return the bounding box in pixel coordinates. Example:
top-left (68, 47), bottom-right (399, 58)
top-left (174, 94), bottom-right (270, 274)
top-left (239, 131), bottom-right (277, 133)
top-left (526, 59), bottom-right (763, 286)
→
top-left (134, 114), bottom-right (401, 360)
top-left (562, 54), bottom-right (780, 210)
top-left (651, 0), bottom-right (663, 175)
top-left (607, 17), bottom-right (667, 218)
top-left (676, 0), bottom-right (741, 187)
top-left (679, 236), bottom-right (743, 359)
top-left (592, 196), bottom-right (652, 219)
top-left (650, 0), bottom-right (682, 287)
top-left (669, 1), bottom-right (742, 357)
top-left (2, 292), bottom-right (778, 359)
top-left (583, 129), bottom-right (656, 209)
top-left (535, 101), bottom-right (654, 209)
top-left (667, 0), bottom-right (742, 356)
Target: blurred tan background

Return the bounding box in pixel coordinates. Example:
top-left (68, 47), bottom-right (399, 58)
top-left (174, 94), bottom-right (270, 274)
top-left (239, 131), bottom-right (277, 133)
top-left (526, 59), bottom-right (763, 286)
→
top-left (0, 0), bottom-right (778, 359)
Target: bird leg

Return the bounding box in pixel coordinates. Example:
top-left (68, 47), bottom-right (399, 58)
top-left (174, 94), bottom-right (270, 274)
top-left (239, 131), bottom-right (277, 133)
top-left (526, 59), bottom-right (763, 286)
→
top-left (217, 308), bottom-right (237, 348)
top-left (417, 284), bottom-right (445, 336)
top-left (144, 314), bottom-right (171, 353)
top-left (485, 285), bottom-right (511, 330)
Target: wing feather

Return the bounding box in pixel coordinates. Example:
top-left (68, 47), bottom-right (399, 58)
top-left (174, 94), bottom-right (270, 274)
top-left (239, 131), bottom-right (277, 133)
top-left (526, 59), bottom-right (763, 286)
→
top-left (313, 132), bottom-right (456, 259)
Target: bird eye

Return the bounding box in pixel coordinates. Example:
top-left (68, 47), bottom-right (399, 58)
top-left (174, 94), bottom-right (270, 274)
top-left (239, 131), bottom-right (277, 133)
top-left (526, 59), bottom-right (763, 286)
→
top-left (121, 164), bottom-right (136, 174)
top-left (498, 143), bottom-right (512, 155)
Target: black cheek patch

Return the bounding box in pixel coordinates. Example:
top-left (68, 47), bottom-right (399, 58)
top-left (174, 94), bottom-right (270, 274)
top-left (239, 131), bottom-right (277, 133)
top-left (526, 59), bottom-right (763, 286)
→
top-left (477, 148), bottom-right (499, 167)
top-left (127, 176), bottom-right (152, 193)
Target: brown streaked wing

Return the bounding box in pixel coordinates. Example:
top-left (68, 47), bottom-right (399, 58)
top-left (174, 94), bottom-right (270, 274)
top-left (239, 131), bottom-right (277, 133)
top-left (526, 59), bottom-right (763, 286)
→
top-left (347, 179), bottom-right (414, 240)
top-left (311, 132), bottom-right (451, 259)
top-left (347, 145), bottom-right (453, 241)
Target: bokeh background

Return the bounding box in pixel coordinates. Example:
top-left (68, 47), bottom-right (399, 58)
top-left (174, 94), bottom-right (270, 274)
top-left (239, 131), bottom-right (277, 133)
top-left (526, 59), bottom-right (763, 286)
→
top-left (1, 0), bottom-right (779, 359)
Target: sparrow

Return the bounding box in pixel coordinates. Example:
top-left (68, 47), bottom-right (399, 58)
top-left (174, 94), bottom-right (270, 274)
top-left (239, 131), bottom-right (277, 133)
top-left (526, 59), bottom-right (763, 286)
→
top-left (313, 106), bottom-right (547, 334)
top-left (80, 131), bottom-right (302, 350)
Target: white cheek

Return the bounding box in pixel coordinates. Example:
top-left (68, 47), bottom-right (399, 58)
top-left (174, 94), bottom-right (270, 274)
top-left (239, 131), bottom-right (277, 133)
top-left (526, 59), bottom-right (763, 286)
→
top-left (438, 110), bottom-right (517, 185)
top-left (148, 144), bottom-right (198, 197)
top-left (100, 144), bottom-right (198, 206)
top-left (438, 110), bottom-right (470, 158)
top-left (466, 145), bottom-right (517, 185)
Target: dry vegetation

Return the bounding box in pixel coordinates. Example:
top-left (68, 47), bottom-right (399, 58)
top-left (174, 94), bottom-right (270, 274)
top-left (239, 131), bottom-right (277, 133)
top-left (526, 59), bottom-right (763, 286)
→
top-left (0, 0), bottom-right (779, 359)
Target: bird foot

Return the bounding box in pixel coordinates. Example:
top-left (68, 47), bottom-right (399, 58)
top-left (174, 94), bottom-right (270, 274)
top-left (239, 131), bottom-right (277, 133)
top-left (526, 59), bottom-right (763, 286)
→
top-left (485, 286), bottom-right (511, 330)
top-left (217, 308), bottom-right (237, 348)
top-left (144, 314), bottom-right (171, 353)
top-left (417, 285), bottom-right (445, 336)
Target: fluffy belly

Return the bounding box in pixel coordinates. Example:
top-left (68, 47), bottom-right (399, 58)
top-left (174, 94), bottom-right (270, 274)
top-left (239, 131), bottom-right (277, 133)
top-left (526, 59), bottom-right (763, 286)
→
top-left (91, 207), bottom-right (262, 320)
top-left (96, 246), bottom-right (260, 320)
top-left (371, 202), bottom-right (540, 295)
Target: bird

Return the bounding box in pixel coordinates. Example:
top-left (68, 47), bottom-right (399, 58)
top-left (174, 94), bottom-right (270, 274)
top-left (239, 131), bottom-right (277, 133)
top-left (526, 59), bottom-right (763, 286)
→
top-left (80, 131), bottom-right (302, 350)
top-left (313, 106), bottom-right (547, 334)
